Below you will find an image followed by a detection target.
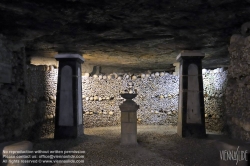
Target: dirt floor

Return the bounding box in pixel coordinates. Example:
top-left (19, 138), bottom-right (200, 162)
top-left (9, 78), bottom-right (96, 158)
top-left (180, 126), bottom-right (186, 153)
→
top-left (32, 125), bottom-right (231, 166)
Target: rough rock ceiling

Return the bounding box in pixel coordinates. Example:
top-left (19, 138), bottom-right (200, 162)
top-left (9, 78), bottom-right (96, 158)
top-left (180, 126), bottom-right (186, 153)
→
top-left (0, 0), bottom-right (250, 71)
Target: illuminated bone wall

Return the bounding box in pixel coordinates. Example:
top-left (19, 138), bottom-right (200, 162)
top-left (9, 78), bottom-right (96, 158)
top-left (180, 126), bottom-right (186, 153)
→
top-left (82, 72), bottom-right (179, 127)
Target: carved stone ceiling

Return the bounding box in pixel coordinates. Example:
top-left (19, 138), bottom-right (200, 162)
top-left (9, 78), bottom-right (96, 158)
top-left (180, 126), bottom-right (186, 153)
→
top-left (0, 0), bottom-right (250, 71)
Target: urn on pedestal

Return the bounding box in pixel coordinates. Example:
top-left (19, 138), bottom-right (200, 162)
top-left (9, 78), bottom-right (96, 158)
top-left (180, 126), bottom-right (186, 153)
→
top-left (119, 93), bottom-right (139, 145)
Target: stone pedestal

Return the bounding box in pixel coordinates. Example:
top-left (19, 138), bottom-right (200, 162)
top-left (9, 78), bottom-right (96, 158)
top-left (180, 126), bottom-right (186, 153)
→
top-left (119, 94), bottom-right (139, 145)
top-left (54, 54), bottom-right (84, 139)
top-left (176, 51), bottom-right (206, 138)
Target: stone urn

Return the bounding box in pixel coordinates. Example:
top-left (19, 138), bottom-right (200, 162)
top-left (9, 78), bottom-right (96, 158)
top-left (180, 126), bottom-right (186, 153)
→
top-left (119, 93), bottom-right (139, 145)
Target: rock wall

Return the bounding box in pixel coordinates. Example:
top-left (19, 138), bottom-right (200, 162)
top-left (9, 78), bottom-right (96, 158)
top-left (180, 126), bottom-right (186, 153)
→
top-left (0, 35), bottom-right (56, 142)
top-left (225, 34), bottom-right (250, 141)
top-left (0, 35), bottom-right (27, 142)
top-left (23, 65), bottom-right (228, 138)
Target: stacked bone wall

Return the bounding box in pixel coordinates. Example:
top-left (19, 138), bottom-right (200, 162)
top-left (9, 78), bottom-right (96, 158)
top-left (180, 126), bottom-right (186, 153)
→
top-left (25, 65), bottom-right (57, 138)
top-left (25, 65), bottom-right (228, 137)
top-left (225, 34), bottom-right (250, 141)
top-left (203, 68), bottom-right (228, 131)
top-left (83, 70), bottom-right (228, 130)
top-left (82, 73), bottom-right (179, 127)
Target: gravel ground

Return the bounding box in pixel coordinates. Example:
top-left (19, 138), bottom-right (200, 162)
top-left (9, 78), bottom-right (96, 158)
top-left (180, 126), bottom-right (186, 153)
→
top-left (32, 125), bottom-right (225, 166)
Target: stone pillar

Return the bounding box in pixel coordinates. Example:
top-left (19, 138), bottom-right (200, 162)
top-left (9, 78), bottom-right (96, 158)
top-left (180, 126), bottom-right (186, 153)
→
top-left (176, 51), bottom-right (206, 138)
top-left (119, 94), bottom-right (139, 145)
top-left (54, 54), bottom-right (84, 139)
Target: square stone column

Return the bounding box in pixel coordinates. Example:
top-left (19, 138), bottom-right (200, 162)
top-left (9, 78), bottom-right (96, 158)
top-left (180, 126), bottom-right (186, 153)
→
top-left (176, 51), bottom-right (206, 138)
top-left (54, 54), bottom-right (84, 139)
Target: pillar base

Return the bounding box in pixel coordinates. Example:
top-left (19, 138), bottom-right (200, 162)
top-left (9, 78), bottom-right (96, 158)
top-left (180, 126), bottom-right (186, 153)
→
top-left (54, 124), bottom-right (83, 139)
top-left (183, 124), bottom-right (206, 138)
top-left (120, 133), bottom-right (138, 145)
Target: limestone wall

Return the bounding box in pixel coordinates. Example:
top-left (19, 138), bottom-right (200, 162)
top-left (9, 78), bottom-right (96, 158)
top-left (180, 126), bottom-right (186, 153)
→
top-left (225, 34), bottom-right (250, 141)
top-left (23, 65), bottom-right (228, 138)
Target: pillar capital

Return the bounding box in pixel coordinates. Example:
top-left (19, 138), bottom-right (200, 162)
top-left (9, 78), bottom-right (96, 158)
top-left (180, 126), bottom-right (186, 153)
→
top-left (55, 54), bottom-right (84, 63)
top-left (176, 50), bottom-right (205, 62)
